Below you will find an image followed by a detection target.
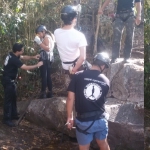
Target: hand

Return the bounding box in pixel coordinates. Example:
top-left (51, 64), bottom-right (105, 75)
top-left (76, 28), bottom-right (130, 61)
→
top-left (71, 67), bottom-right (77, 74)
top-left (135, 15), bottom-right (141, 25)
top-left (66, 118), bottom-right (74, 130)
top-left (69, 66), bottom-right (73, 74)
top-left (37, 61), bottom-right (43, 68)
top-left (34, 36), bottom-right (42, 45)
top-left (34, 54), bottom-right (40, 60)
top-left (98, 8), bottom-right (103, 14)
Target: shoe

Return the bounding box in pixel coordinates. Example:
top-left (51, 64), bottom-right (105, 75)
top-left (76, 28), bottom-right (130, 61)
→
top-left (47, 91), bottom-right (53, 98)
top-left (110, 59), bottom-right (117, 64)
top-left (12, 116), bottom-right (20, 120)
top-left (39, 92), bottom-right (47, 99)
top-left (3, 120), bottom-right (16, 127)
top-left (124, 58), bottom-right (130, 63)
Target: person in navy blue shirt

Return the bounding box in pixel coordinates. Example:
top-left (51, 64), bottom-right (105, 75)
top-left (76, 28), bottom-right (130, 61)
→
top-left (66, 52), bottom-right (110, 150)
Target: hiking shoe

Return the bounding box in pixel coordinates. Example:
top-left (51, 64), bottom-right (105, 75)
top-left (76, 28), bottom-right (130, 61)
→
top-left (3, 120), bottom-right (16, 127)
top-left (12, 116), bottom-right (20, 120)
top-left (110, 59), bottom-right (117, 64)
top-left (39, 92), bottom-right (47, 99)
top-left (47, 91), bottom-right (53, 98)
top-left (124, 58), bottom-right (130, 63)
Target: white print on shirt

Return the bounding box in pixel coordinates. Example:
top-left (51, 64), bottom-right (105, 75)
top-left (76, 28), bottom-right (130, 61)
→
top-left (84, 83), bottom-right (102, 102)
top-left (4, 55), bottom-right (10, 66)
top-left (84, 78), bottom-right (107, 86)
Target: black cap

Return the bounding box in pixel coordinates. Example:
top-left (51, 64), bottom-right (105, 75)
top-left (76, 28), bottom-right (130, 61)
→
top-left (35, 25), bottom-right (47, 33)
top-left (93, 52), bottom-right (110, 68)
top-left (61, 5), bottom-right (77, 22)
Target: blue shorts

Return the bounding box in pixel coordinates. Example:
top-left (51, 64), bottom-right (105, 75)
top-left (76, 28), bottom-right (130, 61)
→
top-left (75, 118), bottom-right (108, 145)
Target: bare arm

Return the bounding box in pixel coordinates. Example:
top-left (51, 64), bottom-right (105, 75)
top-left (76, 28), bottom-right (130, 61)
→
top-left (135, 2), bottom-right (142, 25)
top-left (135, 2), bottom-right (141, 16)
top-left (98, 0), bottom-right (111, 14)
top-left (20, 54), bottom-right (40, 60)
top-left (66, 91), bottom-right (75, 130)
top-left (72, 46), bottom-right (86, 73)
top-left (20, 61), bottom-right (43, 70)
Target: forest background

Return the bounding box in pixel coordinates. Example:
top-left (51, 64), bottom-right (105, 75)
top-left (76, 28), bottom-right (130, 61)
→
top-left (0, 0), bottom-right (145, 106)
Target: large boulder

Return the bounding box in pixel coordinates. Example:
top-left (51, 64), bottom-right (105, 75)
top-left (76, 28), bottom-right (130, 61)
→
top-left (17, 60), bottom-right (144, 150)
top-left (17, 98), bottom-right (144, 150)
top-left (106, 58), bottom-right (144, 104)
top-left (18, 97), bottom-right (76, 137)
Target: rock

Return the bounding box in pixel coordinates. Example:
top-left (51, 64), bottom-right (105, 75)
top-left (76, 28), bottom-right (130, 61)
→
top-left (17, 97), bottom-right (76, 137)
top-left (17, 97), bottom-right (144, 150)
top-left (107, 98), bottom-right (144, 150)
top-left (17, 60), bottom-right (144, 150)
top-left (106, 59), bottom-right (144, 105)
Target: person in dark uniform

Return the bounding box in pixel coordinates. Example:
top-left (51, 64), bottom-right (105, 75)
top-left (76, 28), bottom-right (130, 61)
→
top-left (99, 0), bottom-right (141, 63)
top-left (1, 43), bottom-right (43, 127)
top-left (66, 52), bottom-right (110, 150)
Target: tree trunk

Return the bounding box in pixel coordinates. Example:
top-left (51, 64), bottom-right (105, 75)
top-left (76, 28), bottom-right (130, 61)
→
top-left (93, 0), bottom-right (102, 55)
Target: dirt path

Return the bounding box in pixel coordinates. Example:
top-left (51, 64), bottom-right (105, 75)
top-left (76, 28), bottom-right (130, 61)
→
top-left (0, 107), bottom-right (78, 150)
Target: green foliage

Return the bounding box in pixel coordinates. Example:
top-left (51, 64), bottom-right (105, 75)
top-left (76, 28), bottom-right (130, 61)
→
top-left (145, 0), bottom-right (150, 108)
top-left (0, 0), bottom-right (70, 101)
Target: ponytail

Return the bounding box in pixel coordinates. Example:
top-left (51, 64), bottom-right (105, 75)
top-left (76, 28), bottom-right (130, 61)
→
top-left (45, 30), bottom-right (55, 42)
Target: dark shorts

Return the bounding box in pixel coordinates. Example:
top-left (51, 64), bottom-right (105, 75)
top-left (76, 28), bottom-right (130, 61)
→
top-left (75, 118), bottom-right (108, 145)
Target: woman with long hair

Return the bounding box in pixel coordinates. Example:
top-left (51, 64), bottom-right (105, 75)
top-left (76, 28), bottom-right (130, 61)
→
top-left (34, 25), bottom-right (55, 98)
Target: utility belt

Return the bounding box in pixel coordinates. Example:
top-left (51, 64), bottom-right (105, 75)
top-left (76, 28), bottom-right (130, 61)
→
top-left (63, 57), bottom-right (78, 65)
top-left (117, 9), bottom-right (133, 14)
top-left (39, 50), bottom-right (54, 63)
top-left (76, 110), bottom-right (104, 122)
top-left (1, 76), bottom-right (17, 86)
top-left (115, 10), bottom-right (135, 22)
top-left (76, 110), bottom-right (105, 135)
top-left (63, 57), bottom-right (92, 72)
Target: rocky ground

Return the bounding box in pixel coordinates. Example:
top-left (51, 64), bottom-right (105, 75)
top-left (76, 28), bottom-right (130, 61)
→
top-left (0, 107), bottom-right (78, 150)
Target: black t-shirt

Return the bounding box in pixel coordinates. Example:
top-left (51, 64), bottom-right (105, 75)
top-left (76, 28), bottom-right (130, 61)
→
top-left (116, 0), bottom-right (141, 13)
top-left (3, 52), bottom-right (23, 80)
top-left (68, 70), bottom-right (110, 114)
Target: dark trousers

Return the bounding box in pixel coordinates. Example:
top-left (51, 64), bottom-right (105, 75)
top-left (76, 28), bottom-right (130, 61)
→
top-left (112, 12), bottom-right (135, 60)
top-left (2, 80), bottom-right (17, 121)
top-left (40, 61), bottom-right (52, 92)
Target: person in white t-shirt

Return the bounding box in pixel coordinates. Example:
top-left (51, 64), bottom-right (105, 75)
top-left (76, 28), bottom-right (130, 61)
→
top-left (54, 5), bottom-right (87, 87)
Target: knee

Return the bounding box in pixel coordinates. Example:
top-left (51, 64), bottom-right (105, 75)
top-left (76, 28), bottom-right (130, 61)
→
top-left (96, 139), bottom-right (110, 149)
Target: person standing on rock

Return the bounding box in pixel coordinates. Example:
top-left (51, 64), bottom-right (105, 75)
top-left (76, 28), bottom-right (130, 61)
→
top-left (66, 52), bottom-right (110, 150)
top-left (99, 0), bottom-right (142, 63)
top-left (54, 5), bottom-right (87, 88)
top-left (1, 43), bottom-right (43, 127)
top-left (34, 25), bottom-right (55, 98)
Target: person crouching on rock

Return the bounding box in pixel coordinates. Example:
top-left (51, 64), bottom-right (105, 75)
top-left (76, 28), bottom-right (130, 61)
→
top-left (34, 25), bottom-right (55, 99)
top-left (1, 43), bottom-right (43, 127)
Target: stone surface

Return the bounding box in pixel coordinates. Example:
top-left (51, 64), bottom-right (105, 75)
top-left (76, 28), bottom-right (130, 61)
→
top-left (17, 97), bottom-right (76, 138)
top-left (106, 59), bottom-right (144, 105)
top-left (17, 60), bottom-right (144, 150)
top-left (17, 97), bottom-right (144, 150)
